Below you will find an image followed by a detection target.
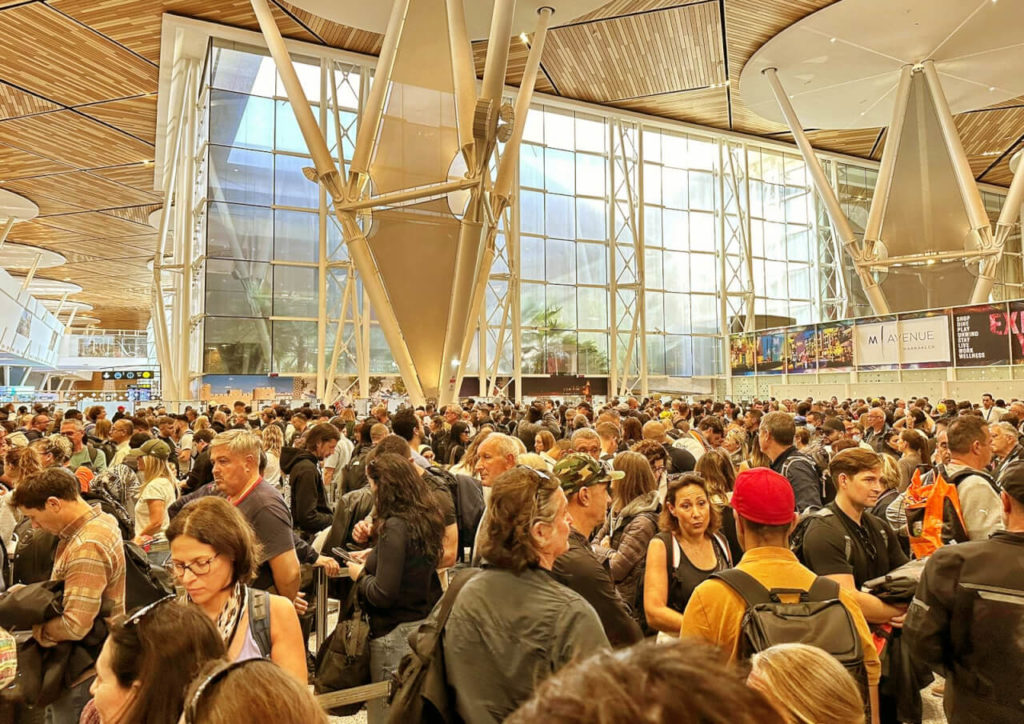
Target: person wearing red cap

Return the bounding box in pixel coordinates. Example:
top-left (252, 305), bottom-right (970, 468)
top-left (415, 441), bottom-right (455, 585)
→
top-left (680, 467), bottom-right (881, 724)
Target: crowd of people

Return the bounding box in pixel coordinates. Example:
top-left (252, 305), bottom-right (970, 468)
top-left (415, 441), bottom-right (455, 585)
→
top-left (0, 390), bottom-right (1020, 723)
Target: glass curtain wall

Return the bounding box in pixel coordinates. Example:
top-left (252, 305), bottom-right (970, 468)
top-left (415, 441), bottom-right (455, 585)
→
top-left (201, 41), bottom-right (398, 379)
top-left (196, 41), bottom-right (1019, 386)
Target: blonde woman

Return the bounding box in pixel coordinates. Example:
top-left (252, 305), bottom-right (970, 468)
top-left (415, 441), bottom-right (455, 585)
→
top-left (193, 415), bottom-right (212, 434)
top-left (748, 643), bottom-right (865, 724)
top-left (134, 439), bottom-right (178, 562)
top-left (261, 424), bottom-right (284, 487)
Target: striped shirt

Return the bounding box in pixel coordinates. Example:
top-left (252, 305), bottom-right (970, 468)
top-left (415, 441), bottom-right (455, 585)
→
top-left (33, 504), bottom-right (126, 646)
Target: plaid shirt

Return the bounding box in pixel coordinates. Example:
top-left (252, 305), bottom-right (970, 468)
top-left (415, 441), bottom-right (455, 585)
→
top-left (33, 504), bottom-right (126, 646)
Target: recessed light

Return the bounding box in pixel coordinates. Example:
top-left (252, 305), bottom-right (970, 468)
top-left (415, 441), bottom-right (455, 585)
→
top-left (519, 32), bottom-right (529, 44)
top-left (829, 37), bottom-right (837, 43)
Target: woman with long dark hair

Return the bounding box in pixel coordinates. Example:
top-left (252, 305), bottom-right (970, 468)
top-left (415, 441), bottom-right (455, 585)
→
top-left (344, 452), bottom-right (445, 724)
top-left (82, 600), bottom-right (225, 724)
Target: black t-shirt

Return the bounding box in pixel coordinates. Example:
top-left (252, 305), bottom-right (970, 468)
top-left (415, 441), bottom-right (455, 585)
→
top-left (235, 481), bottom-right (297, 589)
top-left (801, 502), bottom-right (909, 588)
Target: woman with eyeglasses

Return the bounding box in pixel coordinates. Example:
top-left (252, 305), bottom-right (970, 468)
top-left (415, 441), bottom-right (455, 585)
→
top-left (181, 658), bottom-right (327, 724)
top-left (443, 466), bottom-right (609, 724)
top-left (81, 598), bottom-right (224, 724)
top-left (165, 496), bottom-right (307, 683)
top-left (343, 452), bottom-right (446, 724)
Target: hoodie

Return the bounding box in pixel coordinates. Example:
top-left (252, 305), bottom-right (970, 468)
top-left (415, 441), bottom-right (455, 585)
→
top-left (280, 446), bottom-right (332, 539)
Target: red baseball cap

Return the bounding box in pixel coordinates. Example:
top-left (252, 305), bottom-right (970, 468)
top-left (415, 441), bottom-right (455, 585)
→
top-left (731, 468), bottom-right (795, 525)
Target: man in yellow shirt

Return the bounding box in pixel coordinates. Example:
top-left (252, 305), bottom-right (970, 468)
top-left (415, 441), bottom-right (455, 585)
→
top-left (681, 468), bottom-right (881, 724)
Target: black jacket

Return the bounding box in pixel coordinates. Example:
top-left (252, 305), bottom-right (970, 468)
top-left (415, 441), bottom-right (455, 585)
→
top-left (904, 530), bottom-right (1024, 724)
top-left (551, 529), bottom-right (643, 648)
top-left (183, 448), bottom-right (213, 495)
top-left (280, 447), bottom-right (332, 539)
top-left (770, 446), bottom-right (823, 511)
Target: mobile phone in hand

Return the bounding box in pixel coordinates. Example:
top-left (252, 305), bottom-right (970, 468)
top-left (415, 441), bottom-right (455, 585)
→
top-left (332, 547), bottom-right (359, 565)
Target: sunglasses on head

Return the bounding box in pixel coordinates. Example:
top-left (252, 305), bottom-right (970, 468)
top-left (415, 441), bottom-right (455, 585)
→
top-left (182, 658), bottom-right (263, 724)
top-left (124, 594), bottom-right (176, 628)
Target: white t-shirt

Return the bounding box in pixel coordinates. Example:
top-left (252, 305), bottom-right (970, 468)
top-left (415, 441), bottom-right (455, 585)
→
top-left (135, 477), bottom-right (176, 540)
top-left (264, 451), bottom-right (282, 486)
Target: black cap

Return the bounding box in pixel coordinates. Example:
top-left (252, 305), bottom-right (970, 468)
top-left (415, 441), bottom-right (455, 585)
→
top-left (999, 460), bottom-right (1024, 504)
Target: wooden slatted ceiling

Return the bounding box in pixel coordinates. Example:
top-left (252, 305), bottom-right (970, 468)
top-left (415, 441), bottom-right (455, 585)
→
top-left (37, 211), bottom-right (156, 238)
top-left (542, 3), bottom-right (725, 103)
top-left (611, 86), bottom-right (729, 128)
top-left (78, 95), bottom-right (159, 146)
top-left (4, 223), bottom-right (92, 245)
top-left (0, 82), bottom-right (60, 121)
top-left (471, 39), bottom-right (558, 95)
top-left (0, 189), bottom-right (86, 218)
top-left (573, 0), bottom-right (708, 25)
top-left (0, 144), bottom-right (74, 180)
top-left (50, 0), bottom-right (332, 64)
top-left (0, 111), bottom-right (153, 169)
top-left (2, 171), bottom-right (159, 212)
top-left (90, 164), bottom-right (159, 194)
top-left (0, 3), bottom-right (157, 106)
top-left (724, 0), bottom-right (837, 135)
top-left (279, 1), bottom-right (382, 53)
top-left (105, 203), bottom-right (164, 225)
top-left (768, 127), bottom-right (885, 159)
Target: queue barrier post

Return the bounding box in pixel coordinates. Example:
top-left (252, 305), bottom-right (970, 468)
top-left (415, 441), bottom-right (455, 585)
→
top-left (314, 565), bottom-right (330, 651)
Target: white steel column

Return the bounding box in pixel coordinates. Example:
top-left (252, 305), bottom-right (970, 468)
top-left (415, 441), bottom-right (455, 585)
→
top-left (316, 59), bottom-right (330, 401)
top-left (0, 217), bottom-right (14, 248)
top-left (609, 119), bottom-right (647, 398)
top-left (452, 6), bottom-right (553, 403)
top-left (762, 67), bottom-right (890, 315)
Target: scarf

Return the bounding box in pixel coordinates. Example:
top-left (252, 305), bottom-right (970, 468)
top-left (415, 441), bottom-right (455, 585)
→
top-left (211, 582), bottom-right (246, 645)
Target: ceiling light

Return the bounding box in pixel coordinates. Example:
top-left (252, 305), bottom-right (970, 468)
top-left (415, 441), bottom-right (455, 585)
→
top-left (829, 37), bottom-right (837, 43)
top-left (519, 32), bottom-right (529, 44)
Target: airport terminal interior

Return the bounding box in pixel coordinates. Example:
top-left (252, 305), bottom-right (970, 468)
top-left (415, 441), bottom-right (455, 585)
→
top-left (0, 1), bottom-right (1022, 723)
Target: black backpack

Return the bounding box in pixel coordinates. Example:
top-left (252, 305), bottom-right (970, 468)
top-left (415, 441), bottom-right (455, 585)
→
top-left (422, 466), bottom-right (484, 561)
top-left (123, 541), bottom-right (176, 613)
top-left (711, 568), bottom-right (867, 694)
top-left (341, 449), bottom-right (371, 495)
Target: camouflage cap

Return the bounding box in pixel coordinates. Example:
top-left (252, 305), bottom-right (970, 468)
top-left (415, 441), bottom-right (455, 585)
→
top-left (553, 453), bottom-right (624, 495)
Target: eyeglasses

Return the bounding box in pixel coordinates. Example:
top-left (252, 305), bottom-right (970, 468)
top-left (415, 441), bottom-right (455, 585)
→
top-left (165, 553), bottom-right (219, 578)
top-left (183, 658), bottom-right (262, 724)
top-left (124, 594), bottom-right (176, 627)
